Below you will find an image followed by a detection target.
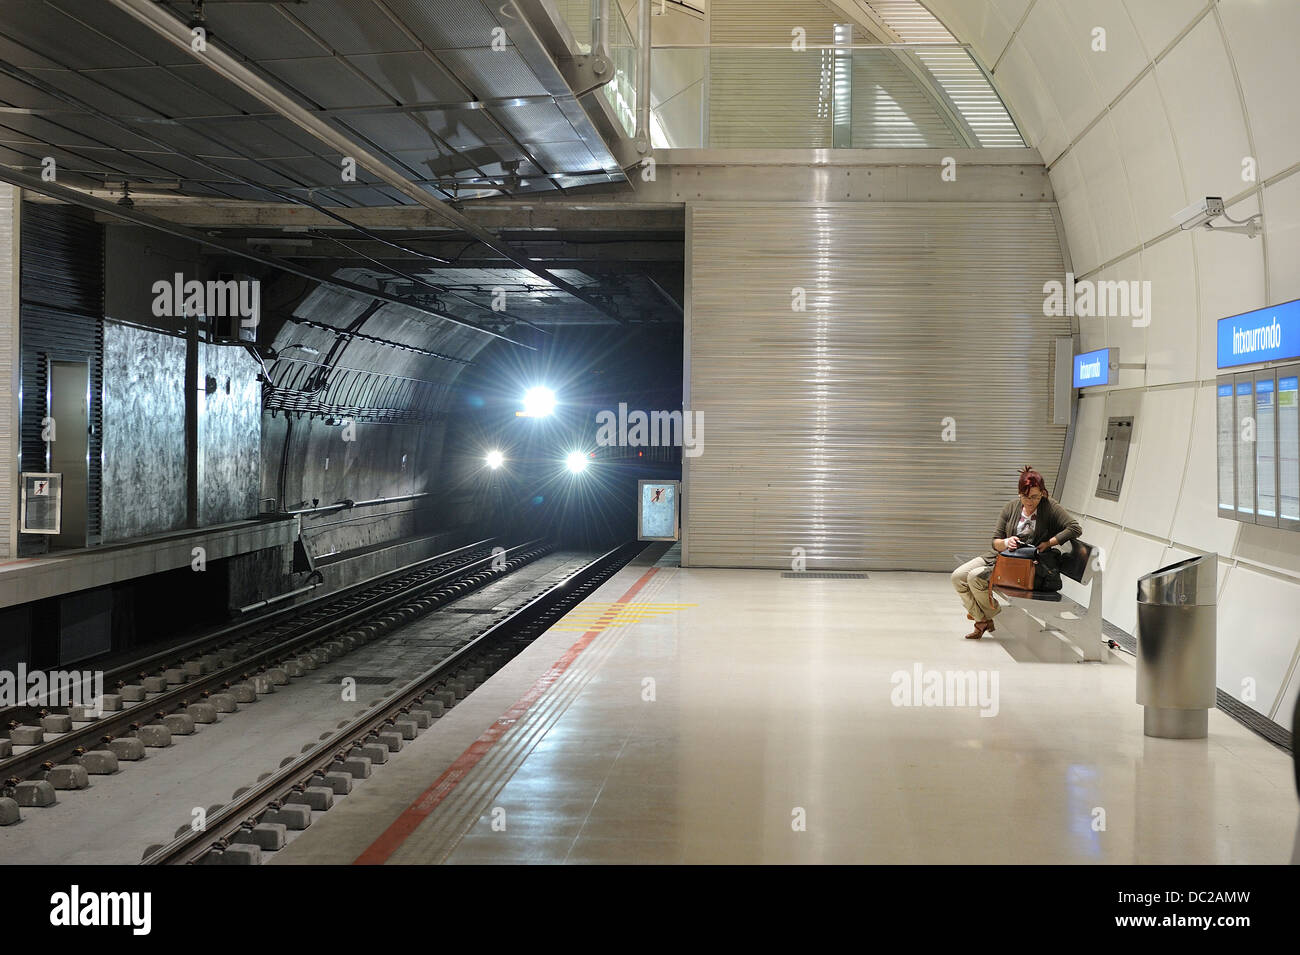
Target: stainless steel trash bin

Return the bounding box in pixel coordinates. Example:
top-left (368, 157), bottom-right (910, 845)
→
top-left (1136, 554), bottom-right (1217, 739)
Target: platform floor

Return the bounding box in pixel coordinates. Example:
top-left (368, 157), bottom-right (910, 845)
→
top-left (0, 516), bottom-right (296, 609)
top-left (275, 550), bottom-right (1299, 865)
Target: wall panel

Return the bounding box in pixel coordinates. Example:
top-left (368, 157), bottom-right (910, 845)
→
top-left (101, 322), bottom-right (186, 542)
top-left (685, 201), bottom-right (1069, 570)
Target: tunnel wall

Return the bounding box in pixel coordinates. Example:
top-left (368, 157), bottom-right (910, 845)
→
top-left (928, 0), bottom-right (1300, 729)
top-left (261, 414), bottom-right (448, 562)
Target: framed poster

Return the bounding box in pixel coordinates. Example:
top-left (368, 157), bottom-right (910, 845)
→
top-left (638, 480), bottom-right (680, 542)
top-left (20, 472), bottom-right (62, 535)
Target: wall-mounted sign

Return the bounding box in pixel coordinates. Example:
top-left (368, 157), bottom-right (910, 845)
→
top-left (20, 472), bottom-right (62, 534)
top-left (638, 480), bottom-right (680, 542)
top-left (1216, 297), bottom-right (1300, 368)
top-left (1072, 347), bottom-right (1116, 388)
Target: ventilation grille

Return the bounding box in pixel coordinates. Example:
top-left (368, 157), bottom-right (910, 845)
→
top-left (782, 572), bottom-right (869, 579)
top-left (912, 49), bottom-right (1025, 147)
top-left (863, 0), bottom-right (954, 42)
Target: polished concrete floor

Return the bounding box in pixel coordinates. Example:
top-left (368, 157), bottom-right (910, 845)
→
top-left (276, 553), bottom-right (1299, 865)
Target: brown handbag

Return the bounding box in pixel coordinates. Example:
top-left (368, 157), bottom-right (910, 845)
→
top-left (990, 553), bottom-right (1036, 591)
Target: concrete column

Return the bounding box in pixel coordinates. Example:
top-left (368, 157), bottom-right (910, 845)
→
top-left (0, 184), bottom-right (18, 558)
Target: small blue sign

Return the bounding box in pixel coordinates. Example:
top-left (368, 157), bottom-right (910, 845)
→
top-left (1218, 383), bottom-right (1233, 398)
top-left (1072, 347), bottom-right (1114, 388)
top-left (1217, 297), bottom-right (1300, 368)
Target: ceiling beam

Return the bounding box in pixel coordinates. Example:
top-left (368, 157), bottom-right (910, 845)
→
top-left (82, 200), bottom-right (685, 232)
top-left (0, 163), bottom-right (534, 348)
top-left (104, 0), bottom-right (629, 325)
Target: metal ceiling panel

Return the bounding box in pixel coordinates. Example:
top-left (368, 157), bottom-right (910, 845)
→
top-left (81, 66), bottom-right (253, 118)
top-left (0, 5), bottom-right (149, 69)
top-left (282, 0), bottom-right (418, 56)
top-left (405, 109), bottom-right (508, 151)
top-left (435, 48), bottom-right (551, 99)
top-left (0, 26), bottom-right (62, 69)
top-left (0, 111), bottom-right (138, 151)
top-left (344, 52), bottom-right (467, 104)
top-left (261, 57), bottom-right (393, 111)
top-left (45, 0), bottom-right (200, 66)
top-left (0, 69), bottom-right (142, 118)
top-left (492, 100), bottom-right (578, 144)
top-left (339, 112), bottom-right (450, 152)
top-left (529, 139), bottom-right (599, 173)
top-left (203, 119), bottom-right (321, 161)
top-left (379, 0), bottom-right (503, 50)
top-left (165, 63), bottom-right (277, 115)
top-left (197, 4), bottom-right (331, 61)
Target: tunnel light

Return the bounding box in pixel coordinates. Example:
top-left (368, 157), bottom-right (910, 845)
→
top-left (485, 449), bottom-right (504, 469)
top-left (565, 451), bottom-right (589, 474)
top-left (520, 386), bottom-right (556, 418)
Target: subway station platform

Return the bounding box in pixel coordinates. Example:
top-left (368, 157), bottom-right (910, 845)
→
top-left (0, 517), bottom-right (297, 610)
top-left (275, 547), bottom-right (1297, 865)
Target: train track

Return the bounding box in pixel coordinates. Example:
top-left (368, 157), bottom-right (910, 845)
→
top-left (142, 540), bottom-right (645, 865)
top-left (1, 538), bottom-right (554, 803)
top-left (0, 537), bottom-right (497, 730)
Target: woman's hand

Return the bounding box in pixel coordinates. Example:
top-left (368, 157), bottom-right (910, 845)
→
top-left (1003, 536), bottom-right (1021, 550)
top-left (1036, 536), bottom-right (1056, 553)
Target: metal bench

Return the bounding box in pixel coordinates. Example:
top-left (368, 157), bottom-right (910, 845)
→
top-left (990, 538), bottom-right (1106, 663)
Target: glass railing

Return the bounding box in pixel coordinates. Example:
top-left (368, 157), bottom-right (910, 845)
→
top-left (649, 43), bottom-right (1023, 149)
top-left (548, 10), bottom-right (1022, 151)
top-left (552, 0), bottom-right (639, 138)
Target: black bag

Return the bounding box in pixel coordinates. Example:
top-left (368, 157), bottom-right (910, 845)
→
top-left (1034, 547), bottom-right (1063, 592)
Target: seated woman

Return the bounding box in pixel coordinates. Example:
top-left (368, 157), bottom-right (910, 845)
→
top-left (950, 466), bottom-right (1082, 640)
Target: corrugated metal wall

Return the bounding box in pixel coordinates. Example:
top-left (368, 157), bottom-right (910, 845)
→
top-left (684, 202), bottom-right (1069, 571)
top-left (19, 201), bottom-right (104, 553)
top-left (0, 186), bottom-right (17, 558)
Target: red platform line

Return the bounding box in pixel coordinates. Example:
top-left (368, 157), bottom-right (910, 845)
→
top-left (353, 564), bottom-right (660, 865)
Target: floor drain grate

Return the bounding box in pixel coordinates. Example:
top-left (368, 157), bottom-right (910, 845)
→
top-left (781, 572), bottom-right (868, 579)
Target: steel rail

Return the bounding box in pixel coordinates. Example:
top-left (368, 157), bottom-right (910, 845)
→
top-left (142, 540), bottom-right (643, 864)
top-left (1, 540), bottom-right (549, 786)
top-left (0, 538), bottom-right (495, 728)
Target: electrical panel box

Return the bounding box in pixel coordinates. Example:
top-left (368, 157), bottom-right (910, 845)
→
top-left (1095, 417), bottom-right (1134, 502)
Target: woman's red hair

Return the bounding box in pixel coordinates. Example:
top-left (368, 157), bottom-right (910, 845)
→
top-left (1017, 466), bottom-right (1047, 496)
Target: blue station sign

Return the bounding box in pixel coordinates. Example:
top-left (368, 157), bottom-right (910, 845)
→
top-left (1072, 347), bottom-right (1115, 388)
top-left (1217, 297), bottom-right (1300, 368)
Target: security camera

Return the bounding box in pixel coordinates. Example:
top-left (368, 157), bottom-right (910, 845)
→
top-left (1173, 197), bottom-right (1225, 231)
top-left (1171, 196), bottom-right (1262, 238)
